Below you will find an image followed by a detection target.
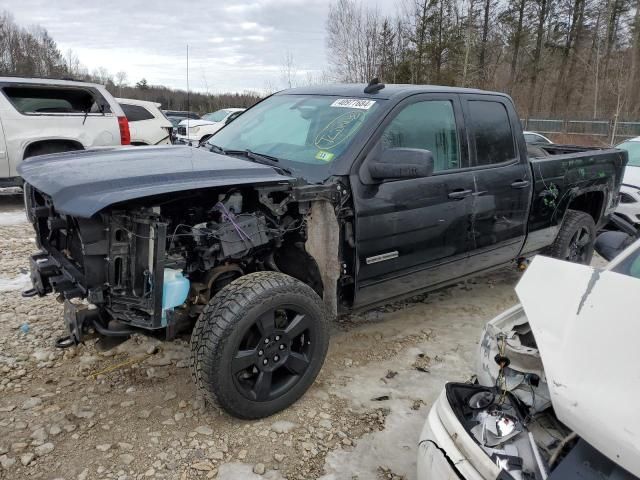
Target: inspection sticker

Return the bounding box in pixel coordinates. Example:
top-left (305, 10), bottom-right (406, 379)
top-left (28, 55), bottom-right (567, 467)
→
top-left (330, 98), bottom-right (376, 110)
top-left (315, 151), bottom-right (335, 162)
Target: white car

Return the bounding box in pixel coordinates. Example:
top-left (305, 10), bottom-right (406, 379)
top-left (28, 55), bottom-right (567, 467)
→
top-left (523, 131), bottom-right (553, 144)
top-left (117, 98), bottom-right (172, 145)
top-left (418, 246), bottom-right (640, 479)
top-left (175, 108), bottom-right (245, 146)
top-left (614, 137), bottom-right (640, 227)
top-left (0, 77), bottom-right (129, 187)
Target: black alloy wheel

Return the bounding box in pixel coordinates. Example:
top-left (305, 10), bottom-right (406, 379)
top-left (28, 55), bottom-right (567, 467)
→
top-left (190, 271), bottom-right (329, 419)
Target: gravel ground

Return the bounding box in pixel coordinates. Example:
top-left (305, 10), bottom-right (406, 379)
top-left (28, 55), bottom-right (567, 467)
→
top-left (0, 189), bottom-right (523, 480)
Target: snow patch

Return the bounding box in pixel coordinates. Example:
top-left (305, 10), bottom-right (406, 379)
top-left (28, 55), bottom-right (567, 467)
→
top-left (0, 210), bottom-right (27, 225)
top-left (0, 273), bottom-right (31, 292)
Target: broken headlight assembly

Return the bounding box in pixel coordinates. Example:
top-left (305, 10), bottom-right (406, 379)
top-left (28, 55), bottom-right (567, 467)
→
top-left (445, 382), bottom-right (567, 480)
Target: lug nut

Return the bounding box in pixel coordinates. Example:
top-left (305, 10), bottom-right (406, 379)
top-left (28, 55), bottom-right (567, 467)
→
top-left (275, 335), bottom-right (280, 341)
top-left (279, 344), bottom-right (285, 350)
top-left (263, 359), bottom-right (268, 365)
top-left (258, 350), bottom-right (263, 356)
top-left (264, 338), bottom-right (270, 344)
top-left (274, 355), bottom-right (279, 362)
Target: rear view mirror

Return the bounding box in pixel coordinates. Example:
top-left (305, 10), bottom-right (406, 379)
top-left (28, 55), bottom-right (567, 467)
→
top-left (368, 148), bottom-right (434, 180)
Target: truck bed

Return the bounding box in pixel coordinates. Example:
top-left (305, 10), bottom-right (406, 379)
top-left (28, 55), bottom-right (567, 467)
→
top-left (522, 144), bottom-right (627, 255)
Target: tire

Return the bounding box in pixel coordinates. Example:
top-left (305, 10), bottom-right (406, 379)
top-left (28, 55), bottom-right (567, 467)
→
top-left (190, 271), bottom-right (329, 419)
top-left (547, 210), bottom-right (596, 264)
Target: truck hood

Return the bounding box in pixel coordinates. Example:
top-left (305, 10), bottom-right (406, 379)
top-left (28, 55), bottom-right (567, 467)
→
top-left (515, 256), bottom-right (640, 477)
top-left (18, 145), bottom-right (293, 217)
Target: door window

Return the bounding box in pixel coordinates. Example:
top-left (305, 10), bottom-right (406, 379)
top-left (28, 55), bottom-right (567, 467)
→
top-left (468, 100), bottom-right (517, 165)
top-left (379, 100), bottom-right (461, 172)
top-left (120, 104), bottom-right (155, 122)
top-left (3, 86), bottom-right (109, 114)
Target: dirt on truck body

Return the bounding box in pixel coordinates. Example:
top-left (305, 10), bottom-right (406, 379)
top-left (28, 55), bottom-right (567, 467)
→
top-left (18, 81), bottom-right (627, 419)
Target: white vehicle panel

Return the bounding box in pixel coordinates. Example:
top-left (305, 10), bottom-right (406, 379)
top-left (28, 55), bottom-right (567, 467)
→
top-left (0, 115), bottom-right (8, 178)
top-left (0, 78), bottom-right (125, 180)
top-left (117, 98), bottom-right (172, 145)
top-left (516, 256), bottom-right (640, 477)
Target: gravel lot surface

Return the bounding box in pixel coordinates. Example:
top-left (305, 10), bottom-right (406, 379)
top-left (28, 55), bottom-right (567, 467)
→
top-left (0, 189), bottom-right (522, 480)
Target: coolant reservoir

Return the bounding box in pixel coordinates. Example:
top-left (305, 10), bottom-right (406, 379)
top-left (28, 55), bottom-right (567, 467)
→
top-left (162, 269), bottom-right (190, 324)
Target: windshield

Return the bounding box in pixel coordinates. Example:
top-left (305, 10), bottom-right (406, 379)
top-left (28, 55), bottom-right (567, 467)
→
top-left (617, 140), bottom-right (640, 167)
top-left (203, 110), bottom-right (230, 122)
top-left (206, 95), bottom-right (382, 180)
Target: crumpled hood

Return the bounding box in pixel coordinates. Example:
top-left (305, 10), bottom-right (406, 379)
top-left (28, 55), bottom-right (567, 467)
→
top-left (516, 256), bottom-right (640, 477)
top-left (18, 145), bottom-right (293, 217)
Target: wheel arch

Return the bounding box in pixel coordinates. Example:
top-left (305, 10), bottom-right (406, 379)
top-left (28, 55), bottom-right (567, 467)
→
top-left (272, 245), bottom-right (324, 299)
top-left (566, 189), bottom-right (606, 225)
top-left (23, 139), bottom-right (84, 159)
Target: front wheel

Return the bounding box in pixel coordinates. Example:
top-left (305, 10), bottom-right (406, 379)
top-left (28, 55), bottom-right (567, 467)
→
top-left (190, 271), bottom-right (329, 419)
top-left (547, 210), bottom-right (596, 264)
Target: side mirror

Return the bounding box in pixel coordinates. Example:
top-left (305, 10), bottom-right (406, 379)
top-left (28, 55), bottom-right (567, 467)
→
top-left (368, 148), bottom-right (434, 181)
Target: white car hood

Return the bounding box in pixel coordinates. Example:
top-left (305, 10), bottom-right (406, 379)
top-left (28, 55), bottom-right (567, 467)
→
top-left (623, 165), bottom-right (640, 188)
top-left (515, 256), bottom-right (640, 476)
top-left (178, 119), bottom-right (221, 128)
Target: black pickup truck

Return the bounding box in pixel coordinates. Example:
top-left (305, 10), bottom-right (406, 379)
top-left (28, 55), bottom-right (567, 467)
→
top-left (19, 82), bottom-right (626, 419)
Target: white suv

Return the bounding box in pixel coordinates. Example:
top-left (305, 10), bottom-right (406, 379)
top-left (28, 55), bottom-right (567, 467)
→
top-left (175, 108), bottom-right (244, 146)
top-left (117, 98), bottom-right (172, 145)
top-left (0, 77), bottom-right (129, 187)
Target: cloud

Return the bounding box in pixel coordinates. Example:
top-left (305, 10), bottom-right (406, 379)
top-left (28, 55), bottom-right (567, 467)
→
top-left (1, 0), bottom-right (336, 92)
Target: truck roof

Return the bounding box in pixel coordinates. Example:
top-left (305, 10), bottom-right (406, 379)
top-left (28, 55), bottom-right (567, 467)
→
top-left (0, 76), bottom-right (106, 89)
top-left (277, 83), bottom-right (510, 100)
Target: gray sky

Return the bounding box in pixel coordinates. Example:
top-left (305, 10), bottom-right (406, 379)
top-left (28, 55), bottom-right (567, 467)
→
top-left (3, 0), bottom-right (397, 93)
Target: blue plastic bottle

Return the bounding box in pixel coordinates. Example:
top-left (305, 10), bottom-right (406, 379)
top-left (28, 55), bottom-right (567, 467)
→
top-left (161, 269), bottom-right (190, 326)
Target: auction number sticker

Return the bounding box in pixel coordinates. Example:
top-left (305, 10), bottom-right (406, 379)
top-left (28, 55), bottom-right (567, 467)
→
top-left (330, 98), bottom-right (376, 110)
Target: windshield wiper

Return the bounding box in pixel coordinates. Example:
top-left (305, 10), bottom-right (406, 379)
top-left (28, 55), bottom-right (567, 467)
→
top-left (214, 147), bottom-right (292, 175)
top-left (208, 143), bottom-right (226, 154)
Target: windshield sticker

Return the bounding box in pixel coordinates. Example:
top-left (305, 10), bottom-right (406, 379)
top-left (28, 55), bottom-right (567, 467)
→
top-left (315, 111), bottom-right (365, 150)
top-left (315, 151), bottom-right (335, 162)
top-left (330, 98), bottom-right (376, 110)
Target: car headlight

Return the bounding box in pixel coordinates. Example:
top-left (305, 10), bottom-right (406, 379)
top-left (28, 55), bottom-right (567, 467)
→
top-left (190, 127), bottom-right (200, 134)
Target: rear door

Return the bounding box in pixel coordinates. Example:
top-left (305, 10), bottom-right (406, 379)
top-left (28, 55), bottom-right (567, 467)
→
top-left (351, 93), bottom-right (476, 307)
top-left (461, 95), bottom-right (532, 267)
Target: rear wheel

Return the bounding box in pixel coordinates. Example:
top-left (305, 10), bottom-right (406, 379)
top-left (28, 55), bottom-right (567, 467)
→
top-left (547, 210), bottom-right (596, 264)
top-left (190, 271), bottom-right (329, 419)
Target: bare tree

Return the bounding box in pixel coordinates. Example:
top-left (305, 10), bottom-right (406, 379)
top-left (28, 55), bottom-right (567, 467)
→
top-left (115, 71), bottom-right (128, 97)
top-left (609, 55), bottom-right (630, 144)
top-left (281, 50), bottom-right (298, 88)
top-left (326, 0), bottom-right (382, 82)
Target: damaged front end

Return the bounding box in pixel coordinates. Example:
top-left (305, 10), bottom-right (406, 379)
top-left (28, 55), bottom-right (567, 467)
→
top-left (22, 179), bottom-right (346, 347)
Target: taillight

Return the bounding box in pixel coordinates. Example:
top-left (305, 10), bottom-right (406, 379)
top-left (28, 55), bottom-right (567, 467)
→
top-left (118, 116), bottom-right (131, 145)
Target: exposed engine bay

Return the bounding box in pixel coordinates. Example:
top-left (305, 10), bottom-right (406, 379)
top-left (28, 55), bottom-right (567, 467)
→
top-left (24, 181), bottom-right (346, 342)
top-left (448, 305), bottom-right (574, 479)
top-left (447, 382), bottom-right (571, 480)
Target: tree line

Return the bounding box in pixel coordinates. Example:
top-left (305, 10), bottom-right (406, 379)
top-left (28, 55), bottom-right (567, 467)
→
top-left (0, 11), bottom-right (261, 114)
top-left (327, 0), bottom-right (640, 121)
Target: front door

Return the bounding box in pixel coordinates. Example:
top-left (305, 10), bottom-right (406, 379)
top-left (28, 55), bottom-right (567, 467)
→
top-left (351, 94), bottom-right (476, 308)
